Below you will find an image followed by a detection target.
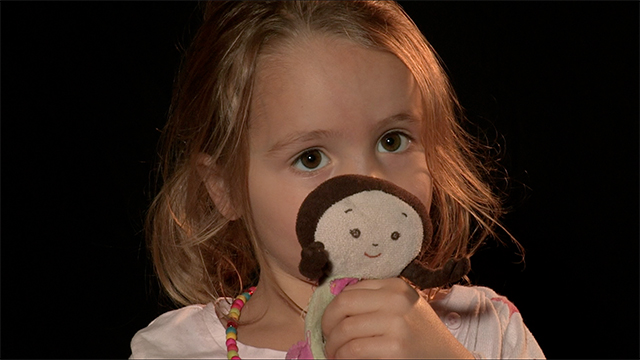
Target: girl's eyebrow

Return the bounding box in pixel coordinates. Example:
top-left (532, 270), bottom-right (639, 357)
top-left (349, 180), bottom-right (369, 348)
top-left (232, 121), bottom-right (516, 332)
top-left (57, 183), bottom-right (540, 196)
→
top-left (267, 129), bottom-right (338, 156)
top-left (374, 113), bottom-right (420, 132)
top-left (266, 112), bottom-right (419, 156)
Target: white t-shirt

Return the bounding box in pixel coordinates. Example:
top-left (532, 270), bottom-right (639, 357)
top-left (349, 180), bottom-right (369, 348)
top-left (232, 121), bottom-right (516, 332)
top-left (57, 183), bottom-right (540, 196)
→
top-left (130, 285), bottom-right (545, 359)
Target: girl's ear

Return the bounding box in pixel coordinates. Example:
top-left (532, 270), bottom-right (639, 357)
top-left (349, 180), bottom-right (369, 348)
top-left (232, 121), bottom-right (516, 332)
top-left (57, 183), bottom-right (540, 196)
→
top-left (196, 153), bottom-right (240, 221)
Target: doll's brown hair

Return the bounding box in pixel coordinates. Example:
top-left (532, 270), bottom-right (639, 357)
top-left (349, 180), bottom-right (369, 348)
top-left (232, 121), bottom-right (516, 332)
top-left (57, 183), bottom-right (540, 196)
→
top-left (147, 1), bottom-right (510, 307)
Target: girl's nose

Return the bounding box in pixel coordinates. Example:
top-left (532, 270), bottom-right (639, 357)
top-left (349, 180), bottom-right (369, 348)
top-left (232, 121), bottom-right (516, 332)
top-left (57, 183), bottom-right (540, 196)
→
top-left (337, 154), bottom-right (385, 180)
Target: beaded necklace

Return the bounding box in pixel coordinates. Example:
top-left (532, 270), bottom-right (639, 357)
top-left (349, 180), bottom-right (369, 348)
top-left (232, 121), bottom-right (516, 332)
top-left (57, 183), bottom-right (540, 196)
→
top-left (225, 287), bottom-right (256, 360)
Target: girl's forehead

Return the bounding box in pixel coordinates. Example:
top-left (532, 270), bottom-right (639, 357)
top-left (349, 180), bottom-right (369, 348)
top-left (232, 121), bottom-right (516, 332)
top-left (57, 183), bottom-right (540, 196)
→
top-left (255, 35), bottom-right (410, 86)
top-left (249, 35), bottom-right (423, 135)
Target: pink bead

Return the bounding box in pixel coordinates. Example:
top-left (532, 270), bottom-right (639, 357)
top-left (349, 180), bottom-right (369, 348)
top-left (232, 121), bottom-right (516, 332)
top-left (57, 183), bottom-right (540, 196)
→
top-left (227, 344), bottom-right (239, 352)
top-left (232, 299), bottom-right (244, 308)
top-left (226, 338), bottom-right (237, 347)
top-left (231, 357), bottom-right (241, 360)
top-left (231, 303), bottom-right (243, 311)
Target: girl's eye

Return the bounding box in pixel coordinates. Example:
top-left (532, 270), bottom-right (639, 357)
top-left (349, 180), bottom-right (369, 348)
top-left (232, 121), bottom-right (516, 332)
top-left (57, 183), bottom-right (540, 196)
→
top-left (377, 131), bottom-right (410, 153)
top-left (293, 149), bottom-right (329, 171)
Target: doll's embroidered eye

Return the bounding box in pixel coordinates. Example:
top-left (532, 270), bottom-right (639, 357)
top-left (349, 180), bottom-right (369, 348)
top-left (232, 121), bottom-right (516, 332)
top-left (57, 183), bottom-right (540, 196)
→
top-left (391, 231), bottom-right (400, 240)
top-left (350, 228), bottom-right (361, 238)
top-left (293, 149), bottom-right (329, 171)
top-left (377, 131), bottom-right (410, 153)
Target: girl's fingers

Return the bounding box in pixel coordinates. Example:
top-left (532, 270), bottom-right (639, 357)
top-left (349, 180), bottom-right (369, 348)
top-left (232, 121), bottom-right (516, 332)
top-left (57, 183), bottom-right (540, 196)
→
top-left (330, 335), bottom-right (406, 359)
top-left (321, 278), bottom-right (422, 352)
top-left (323, 311), bottom-right (389, 358)
top-left (320, 277), bottom-right (473, 359)
top-left (320, 287), bottom-right (385, 337)
top-left (338, 278), bottom-right (385, 291)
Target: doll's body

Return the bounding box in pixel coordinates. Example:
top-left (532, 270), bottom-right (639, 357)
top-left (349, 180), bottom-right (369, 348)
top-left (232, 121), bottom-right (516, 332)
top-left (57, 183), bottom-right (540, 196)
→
top-left (303, 275), bottom-right (358, 358)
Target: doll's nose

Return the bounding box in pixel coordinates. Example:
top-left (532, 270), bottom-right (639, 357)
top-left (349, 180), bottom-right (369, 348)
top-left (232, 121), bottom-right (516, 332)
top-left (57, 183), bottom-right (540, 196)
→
top-left (372, 243), bottom-right (379, 247)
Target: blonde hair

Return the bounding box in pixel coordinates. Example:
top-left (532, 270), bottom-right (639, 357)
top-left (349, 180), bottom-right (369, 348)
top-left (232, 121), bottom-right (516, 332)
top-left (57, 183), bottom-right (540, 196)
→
top-left (148, 1), bottom-right (512, 307)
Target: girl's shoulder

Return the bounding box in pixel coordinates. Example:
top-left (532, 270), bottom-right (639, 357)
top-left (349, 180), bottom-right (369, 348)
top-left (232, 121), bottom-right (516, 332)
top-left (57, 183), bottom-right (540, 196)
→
top-left (129, 300), bottom-right (287, 359)
top-left (431, 285), bottom-right (522, 322)
top-left (429, 285), bottom-right (545, 359)
top-left (130, 302), bottom-right (223, 359)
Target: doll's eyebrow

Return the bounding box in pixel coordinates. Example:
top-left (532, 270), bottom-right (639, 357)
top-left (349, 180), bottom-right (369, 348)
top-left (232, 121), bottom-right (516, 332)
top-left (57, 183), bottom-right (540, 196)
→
top-left (401, 212), bottom-right (407, 217)
top-left (345, 209), bottom-right (353, 213)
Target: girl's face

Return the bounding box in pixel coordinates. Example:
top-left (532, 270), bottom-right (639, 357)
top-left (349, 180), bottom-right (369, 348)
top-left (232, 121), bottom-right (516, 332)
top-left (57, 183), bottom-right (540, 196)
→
top-left (247, 35), bottom-right (433, 283)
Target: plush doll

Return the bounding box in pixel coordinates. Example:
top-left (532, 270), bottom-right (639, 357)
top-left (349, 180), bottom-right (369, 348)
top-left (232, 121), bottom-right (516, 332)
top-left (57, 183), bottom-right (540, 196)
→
top-left (286, 174), bottom-right (471, 359)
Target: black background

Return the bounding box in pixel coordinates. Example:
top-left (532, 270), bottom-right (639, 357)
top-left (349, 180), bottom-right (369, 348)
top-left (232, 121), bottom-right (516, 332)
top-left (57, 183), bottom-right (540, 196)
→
top-left (2, 2), bottom-right (638, 358)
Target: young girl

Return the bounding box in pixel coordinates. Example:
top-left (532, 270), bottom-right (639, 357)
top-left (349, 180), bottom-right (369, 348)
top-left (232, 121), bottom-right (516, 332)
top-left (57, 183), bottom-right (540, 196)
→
top-left (131, 1), bottom-right (544, 358)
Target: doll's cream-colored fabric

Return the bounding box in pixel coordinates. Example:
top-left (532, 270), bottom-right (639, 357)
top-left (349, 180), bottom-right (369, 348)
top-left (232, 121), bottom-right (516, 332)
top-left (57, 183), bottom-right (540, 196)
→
top-left (312, 190), bottom-right (424, 279)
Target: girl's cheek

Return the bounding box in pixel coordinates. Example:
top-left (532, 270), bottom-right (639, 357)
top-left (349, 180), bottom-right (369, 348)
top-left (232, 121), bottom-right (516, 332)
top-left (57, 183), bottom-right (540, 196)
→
top-left (382, 152), bottom-right (432, 205)
top-left (288, 165), bottom-right (334, 191)
top-left (382, 150), bottom-right (427, 173)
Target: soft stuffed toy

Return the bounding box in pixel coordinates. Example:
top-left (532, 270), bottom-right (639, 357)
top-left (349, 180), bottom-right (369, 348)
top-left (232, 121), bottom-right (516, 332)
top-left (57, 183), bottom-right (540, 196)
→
top-left (286, 175), bottom-right (471, 359)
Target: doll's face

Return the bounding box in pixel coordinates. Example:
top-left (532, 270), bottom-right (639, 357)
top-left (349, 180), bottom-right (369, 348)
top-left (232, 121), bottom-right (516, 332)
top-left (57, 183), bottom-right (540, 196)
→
top-left (314, 190), bottom-right (423, 278)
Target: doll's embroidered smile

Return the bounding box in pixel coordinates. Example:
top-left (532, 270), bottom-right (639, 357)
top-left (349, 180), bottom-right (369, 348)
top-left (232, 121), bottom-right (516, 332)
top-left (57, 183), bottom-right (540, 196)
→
top-left (365, 252), bottom-right (382, 258)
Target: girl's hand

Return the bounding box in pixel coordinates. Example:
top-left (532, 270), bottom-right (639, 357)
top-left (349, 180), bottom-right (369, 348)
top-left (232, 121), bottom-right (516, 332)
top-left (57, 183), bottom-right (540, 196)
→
top-left (321, 278), bottom-right (474, 359)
